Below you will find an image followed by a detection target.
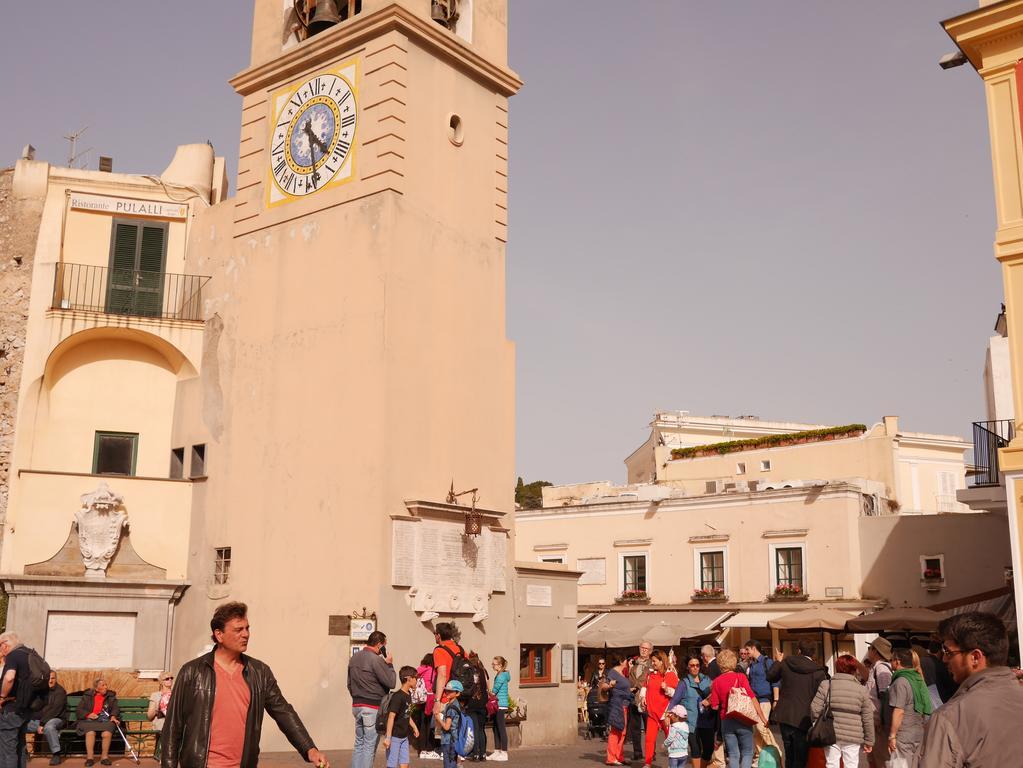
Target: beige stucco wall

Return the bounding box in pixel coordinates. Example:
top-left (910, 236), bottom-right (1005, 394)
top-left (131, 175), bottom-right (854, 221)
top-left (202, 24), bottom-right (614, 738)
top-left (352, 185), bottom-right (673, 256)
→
top-left (512, 564), bottom-right (581, 746)
top-left (858, 512), bottom-right (1012, 606)
top-left (2, 159), bottom-right (208, 582)
top-left (517, 486), bottom-right (867, 605)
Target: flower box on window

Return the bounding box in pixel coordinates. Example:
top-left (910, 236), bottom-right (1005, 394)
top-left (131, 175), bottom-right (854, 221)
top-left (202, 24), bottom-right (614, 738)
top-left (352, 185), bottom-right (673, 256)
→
top-left (615, 589), bottom-right (650, 604)
top-left (921, 568), bottom-right (944, 591)
top-left (691, 587), bottom-right (726, 602)
top-left (768, 584), bottom-right (808, 601)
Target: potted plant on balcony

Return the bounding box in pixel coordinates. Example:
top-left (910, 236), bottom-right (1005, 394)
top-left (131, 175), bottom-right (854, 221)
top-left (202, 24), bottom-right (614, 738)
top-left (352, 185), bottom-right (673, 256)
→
top-left (616, 589), bottom-right (650, 604)
top-left (691, 587), bottom-right (726, 602)
top-left (769, 584), bottom-right (808, 601)
top-left (921, 567), bottom-right (944, 591)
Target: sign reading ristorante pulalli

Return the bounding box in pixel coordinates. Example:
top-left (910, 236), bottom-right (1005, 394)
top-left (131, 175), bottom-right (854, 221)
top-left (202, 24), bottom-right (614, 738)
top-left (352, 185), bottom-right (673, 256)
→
top-left (69, 192), bottom-right (189, 220)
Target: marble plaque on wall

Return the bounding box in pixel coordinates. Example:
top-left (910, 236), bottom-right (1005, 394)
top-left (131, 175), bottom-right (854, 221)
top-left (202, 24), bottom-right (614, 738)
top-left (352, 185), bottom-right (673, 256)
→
top-left (577, 558), bottom-right (606, 585)
top-left (45, 612), bottom-right (135, 668)
top-left (392, 519), bottom-right (508, 620)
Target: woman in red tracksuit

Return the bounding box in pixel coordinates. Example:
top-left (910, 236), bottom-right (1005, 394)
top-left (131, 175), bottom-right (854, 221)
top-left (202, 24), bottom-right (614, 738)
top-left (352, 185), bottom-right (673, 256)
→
top-left (643, 651), bottom-right (679, 767)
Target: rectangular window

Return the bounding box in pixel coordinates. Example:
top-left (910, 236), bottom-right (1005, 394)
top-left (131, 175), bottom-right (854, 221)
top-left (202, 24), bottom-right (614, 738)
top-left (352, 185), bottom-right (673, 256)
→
top-left (170, 447), bottom-right (184, 479)
top-left (214, 547), bottom-right (232, 585)
top-left (776, 546), bottom-right (804, 588)
top-left (921, 554), bottom-right (945, 582)
top-left (760, 460), bottom-right (772, 472)
top-left (700, 551), bottom-right (725, 591)
top-left (190, 444), bottom-right (206, 478)
top-left (736, 462), bottom-right (746, 475)
top-left (93, 432), bottom-right (138, 476)
top-left (538, 556), bottom-right (566, 564)
top-left (107, 219), bottom-right (168, 318)
top-left (519, 644), bottom-right (553, 685)
top-left (622, 554), bottom-right (647, 593)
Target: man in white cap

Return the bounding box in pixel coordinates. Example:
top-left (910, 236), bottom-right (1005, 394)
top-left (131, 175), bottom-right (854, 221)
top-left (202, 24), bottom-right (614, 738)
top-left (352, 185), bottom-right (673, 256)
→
top-left (865, 637), bottom-right (893, 768)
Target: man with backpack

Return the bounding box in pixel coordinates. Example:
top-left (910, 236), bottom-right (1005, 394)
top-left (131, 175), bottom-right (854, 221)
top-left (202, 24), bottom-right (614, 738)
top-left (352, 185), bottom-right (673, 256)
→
top-left (432, 624), bottom-right (473, 703)
top-left (0, 632), bottom-right (45, 768)
top-left (865, 637), bottom-right (893, 768)
top-left (348, 631), bottom-right (396, 768)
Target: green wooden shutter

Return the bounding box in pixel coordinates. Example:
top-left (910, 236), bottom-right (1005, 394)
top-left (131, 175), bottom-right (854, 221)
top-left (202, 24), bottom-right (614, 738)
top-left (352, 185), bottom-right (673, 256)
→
top-left (135, 224), bottom-right (166, 316)
top-left (106, 222), bottom-right (139, 315)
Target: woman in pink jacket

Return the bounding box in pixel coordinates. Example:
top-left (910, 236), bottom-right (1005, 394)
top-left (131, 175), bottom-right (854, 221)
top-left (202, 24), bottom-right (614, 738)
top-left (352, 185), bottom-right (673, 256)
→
top-left (417, 653), bottom-right (440, 759)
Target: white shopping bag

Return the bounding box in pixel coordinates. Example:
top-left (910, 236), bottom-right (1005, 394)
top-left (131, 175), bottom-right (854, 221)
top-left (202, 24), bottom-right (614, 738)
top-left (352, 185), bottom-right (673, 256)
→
top-left (886, 758), bottom-right (909, 768)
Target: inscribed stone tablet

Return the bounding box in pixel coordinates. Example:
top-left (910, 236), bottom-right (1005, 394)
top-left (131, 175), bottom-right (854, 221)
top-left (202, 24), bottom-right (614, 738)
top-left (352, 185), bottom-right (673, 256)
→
top-left (577, 558), bottom-right (606, 585)
top-left (526, 584), bottom-right (552, 607)
top-left (45, 612), bottom-right (135, 668)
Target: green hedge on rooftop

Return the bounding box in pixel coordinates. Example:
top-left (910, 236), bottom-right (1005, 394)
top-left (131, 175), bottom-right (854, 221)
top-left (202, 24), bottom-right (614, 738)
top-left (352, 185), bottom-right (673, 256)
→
top-left (670, 424), bottom-right (868, 460)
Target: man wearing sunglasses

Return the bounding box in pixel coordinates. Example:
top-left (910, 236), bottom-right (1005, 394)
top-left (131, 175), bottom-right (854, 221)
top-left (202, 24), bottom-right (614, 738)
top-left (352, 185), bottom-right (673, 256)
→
top-left (918, 611), bottom-right (1023, 767)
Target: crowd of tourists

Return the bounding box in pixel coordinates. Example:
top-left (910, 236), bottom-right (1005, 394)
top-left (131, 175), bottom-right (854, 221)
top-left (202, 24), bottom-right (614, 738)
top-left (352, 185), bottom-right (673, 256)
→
top-left (0, 632), bottom-right (179, 768)
top-left (347, 621), bottom-right (513, 768)
top-left (581, 611), bottom-right (1023, 768)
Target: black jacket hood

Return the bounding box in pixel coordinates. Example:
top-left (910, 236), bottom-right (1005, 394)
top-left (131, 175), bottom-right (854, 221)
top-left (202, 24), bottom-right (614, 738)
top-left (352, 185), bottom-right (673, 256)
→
top-left (785, 655), bottom-right (823, 674)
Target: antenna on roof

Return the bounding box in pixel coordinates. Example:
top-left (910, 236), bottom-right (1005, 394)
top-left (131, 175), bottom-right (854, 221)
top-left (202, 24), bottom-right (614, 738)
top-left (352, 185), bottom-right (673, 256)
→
top-left (63, 126), bottom-right (93, 169)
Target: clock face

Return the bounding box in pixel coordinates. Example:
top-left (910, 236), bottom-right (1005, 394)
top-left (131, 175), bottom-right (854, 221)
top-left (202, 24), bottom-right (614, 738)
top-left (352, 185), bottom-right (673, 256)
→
top-left (268, 68), bottom-right (358, 200)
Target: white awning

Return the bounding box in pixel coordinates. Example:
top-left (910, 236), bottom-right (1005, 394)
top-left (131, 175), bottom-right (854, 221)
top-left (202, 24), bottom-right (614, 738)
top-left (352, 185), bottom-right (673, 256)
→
top-left (578, 611), bottom-right (733, 648)
top-left (721, 611), bottom-right (788, 629)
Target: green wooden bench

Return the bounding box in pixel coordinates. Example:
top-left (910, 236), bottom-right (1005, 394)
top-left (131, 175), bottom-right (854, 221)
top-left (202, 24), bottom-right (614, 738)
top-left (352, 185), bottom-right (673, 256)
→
top-left (30, 696), bottom-right (159, 759)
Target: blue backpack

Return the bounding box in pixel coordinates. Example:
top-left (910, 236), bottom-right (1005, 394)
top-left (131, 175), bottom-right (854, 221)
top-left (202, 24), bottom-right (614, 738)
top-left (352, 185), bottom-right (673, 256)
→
top-left (450, 703), bottom-right (475, 757)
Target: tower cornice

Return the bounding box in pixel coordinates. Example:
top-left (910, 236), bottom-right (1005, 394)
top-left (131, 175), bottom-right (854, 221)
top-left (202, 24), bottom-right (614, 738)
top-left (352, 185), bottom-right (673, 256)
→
top-left (230, 2), bottom-right (522, 97)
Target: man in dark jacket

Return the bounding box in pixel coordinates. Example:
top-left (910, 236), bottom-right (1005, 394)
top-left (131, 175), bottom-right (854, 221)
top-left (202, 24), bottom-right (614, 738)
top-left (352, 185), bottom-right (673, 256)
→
top-left (347, 631), bottom-right (395, 768)
top-left (26, 672), bottom-right (67, 765)
top-left (161, 602), bottom-right (328, 768)
top-left (767, 639), bottom-right (827, 768)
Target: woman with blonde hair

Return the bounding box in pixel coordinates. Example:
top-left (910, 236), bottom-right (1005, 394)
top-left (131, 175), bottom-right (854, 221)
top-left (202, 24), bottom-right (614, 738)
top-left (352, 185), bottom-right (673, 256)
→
top-left (708, 649), bottom-right (767, 768)
top-left (147, 672), bottom-right (174, 731)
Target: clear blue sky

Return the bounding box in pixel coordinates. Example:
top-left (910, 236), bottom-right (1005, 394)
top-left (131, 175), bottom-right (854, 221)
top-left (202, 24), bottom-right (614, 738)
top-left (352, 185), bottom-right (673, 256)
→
top-left (0, 2), bottom-right (1000, 486)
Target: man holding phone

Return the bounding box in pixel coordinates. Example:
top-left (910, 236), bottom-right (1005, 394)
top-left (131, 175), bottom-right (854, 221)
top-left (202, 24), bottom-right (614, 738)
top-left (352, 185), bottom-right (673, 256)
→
top-left (348, 631), bottom-right (396, 768)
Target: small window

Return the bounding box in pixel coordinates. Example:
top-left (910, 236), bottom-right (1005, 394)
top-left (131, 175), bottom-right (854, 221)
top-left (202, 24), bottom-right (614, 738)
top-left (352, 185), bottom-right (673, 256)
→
top-left (776, 546), bottom-right (804, 588)
top-left (538, 556), bottom-right (566, 564)
top-left (705, 481), bottom-right (718, 494)
top-left (921, 554), bottom-right (945, 582)
top-left (519, 644), bottom-right (553, 685)
top-left (736, 462), bottom-right (746, 475)
top-left (699, 550), bottom-right (725, 591)
top-left (190, 444), bottom-right (207, 478)
top-left (622, 554), bottom-right (647, 593)
top-left (170, 447), bottom-right (184, 479)
top-left (760, 460), bottom-right (772, 472)
top-left (93, 432), bottom-right (138, 476)
top-left (214, 547), bottom-right (232, 585)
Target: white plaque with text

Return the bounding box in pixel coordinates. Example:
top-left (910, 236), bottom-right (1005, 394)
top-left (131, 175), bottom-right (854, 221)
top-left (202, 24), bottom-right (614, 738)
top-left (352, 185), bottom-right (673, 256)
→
top-left (526, 584), bottom-right (552, 607)
top-left (45, 612), bottom-right (135, 668)
top-left (391, 519), bottom-right (509, 618)
top-left (577, 558), bottom-right (607, 585)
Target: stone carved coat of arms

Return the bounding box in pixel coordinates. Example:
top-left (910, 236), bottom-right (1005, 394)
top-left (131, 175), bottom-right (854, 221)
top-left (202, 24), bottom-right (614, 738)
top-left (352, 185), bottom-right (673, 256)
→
top-left (75, 482), bottom-right (128, 579)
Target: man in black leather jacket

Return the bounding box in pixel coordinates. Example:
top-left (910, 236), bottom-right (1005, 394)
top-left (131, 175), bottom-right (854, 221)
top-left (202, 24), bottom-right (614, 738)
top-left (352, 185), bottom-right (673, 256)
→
top-left (161, 602), bottom-right (329, 768)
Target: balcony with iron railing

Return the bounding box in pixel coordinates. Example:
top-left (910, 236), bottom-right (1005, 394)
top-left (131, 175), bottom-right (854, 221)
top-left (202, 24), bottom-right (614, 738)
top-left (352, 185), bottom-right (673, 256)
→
top-left (51, 263), bottom-right (211, 322)
top-left (970, 419), bottom-right (1014, 488)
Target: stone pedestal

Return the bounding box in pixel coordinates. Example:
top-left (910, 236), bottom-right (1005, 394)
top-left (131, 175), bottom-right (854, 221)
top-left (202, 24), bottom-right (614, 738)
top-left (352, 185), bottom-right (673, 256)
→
top-left (1, 576), bottom-right (188, 671)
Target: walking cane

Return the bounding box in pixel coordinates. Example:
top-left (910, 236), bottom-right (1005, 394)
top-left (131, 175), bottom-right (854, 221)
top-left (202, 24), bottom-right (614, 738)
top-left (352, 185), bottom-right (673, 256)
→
top-left (104, 709), bottom-right (141, 765)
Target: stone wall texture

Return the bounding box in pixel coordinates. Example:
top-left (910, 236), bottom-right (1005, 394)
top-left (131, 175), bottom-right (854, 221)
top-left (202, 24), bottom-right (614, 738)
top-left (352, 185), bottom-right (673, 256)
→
top-left (0, 166), bottom-right (44, 530)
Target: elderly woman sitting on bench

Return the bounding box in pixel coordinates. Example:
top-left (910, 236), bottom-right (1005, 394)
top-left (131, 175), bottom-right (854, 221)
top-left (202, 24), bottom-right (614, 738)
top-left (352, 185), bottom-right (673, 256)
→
top-left (75, 678), bottom-right (120, 767)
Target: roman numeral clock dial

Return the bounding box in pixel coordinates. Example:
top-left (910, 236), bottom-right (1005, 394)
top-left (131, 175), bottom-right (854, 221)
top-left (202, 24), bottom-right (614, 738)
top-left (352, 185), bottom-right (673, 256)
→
top-left (267, 63), bottom-right (358, 206)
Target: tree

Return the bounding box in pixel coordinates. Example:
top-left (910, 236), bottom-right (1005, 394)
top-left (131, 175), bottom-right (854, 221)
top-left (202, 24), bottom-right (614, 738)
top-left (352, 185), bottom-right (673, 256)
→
top-left (515, 476), bottom-right (552, 509)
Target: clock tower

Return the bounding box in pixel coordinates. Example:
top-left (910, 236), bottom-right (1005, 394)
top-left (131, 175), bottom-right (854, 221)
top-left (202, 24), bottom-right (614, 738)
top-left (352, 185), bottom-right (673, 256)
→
top-left (167, 0), bottom-right (578, 751)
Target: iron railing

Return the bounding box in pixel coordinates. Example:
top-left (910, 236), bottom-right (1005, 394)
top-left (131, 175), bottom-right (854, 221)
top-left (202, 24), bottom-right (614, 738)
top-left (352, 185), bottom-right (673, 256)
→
top-left (51, 263), bottom-right (210, 322)
top-left (971, 419), bottom-right (1015, 487)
